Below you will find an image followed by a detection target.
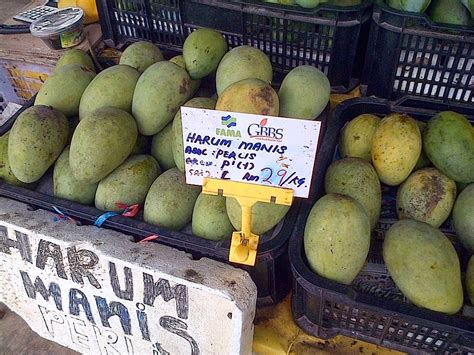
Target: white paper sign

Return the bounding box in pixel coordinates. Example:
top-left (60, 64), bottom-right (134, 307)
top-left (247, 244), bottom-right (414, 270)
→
top-left (181, 108), bottom-right (322, 198)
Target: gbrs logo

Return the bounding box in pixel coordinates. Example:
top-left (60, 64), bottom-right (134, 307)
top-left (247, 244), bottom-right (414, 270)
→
top-left (248, 118), bottom-right (283, 141)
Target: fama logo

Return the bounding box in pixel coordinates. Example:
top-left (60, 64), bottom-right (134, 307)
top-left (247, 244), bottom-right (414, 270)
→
top-left (216, 115), bottom-right (241, 137)
top-left (248, 118), bottom-right (283, 141)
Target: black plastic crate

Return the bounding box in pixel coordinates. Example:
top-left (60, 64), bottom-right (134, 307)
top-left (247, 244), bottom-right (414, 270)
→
top-left (96, 0), bottom-right (373, 93)
top-left (0, 98), bottom-right (328, 307)
top-left (289, 96), bottom-right (474, 353)
top-left (362, 1), bottom-right (474, 104)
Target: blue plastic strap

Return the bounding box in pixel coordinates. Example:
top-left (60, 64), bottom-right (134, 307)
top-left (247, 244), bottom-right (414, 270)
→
top-left (94, 211), bottom-right (119, 228)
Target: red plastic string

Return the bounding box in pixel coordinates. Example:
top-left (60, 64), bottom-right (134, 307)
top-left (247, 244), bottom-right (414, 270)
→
top-left (138, 235), bottom-right (160, 243)
top-left (115, 203), bottom-right (140, 217)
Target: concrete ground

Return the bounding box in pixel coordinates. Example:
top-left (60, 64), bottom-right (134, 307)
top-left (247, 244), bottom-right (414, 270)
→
top-left (0, 302), bottom-right (77, 354)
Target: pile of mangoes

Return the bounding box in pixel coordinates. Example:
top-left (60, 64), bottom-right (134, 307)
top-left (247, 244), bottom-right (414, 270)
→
top-left (386, 0), bottom-right (474, 26)
top-left (0, 28), bottom-right (331, 242)
top-left (304, 109), bottom-right (474, 315)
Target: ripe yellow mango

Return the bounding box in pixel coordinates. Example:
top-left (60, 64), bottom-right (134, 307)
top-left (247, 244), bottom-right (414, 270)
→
top-left (371, 113), bottom-right (421, 186)
top-left (339, 114), bottom-right (381, 161)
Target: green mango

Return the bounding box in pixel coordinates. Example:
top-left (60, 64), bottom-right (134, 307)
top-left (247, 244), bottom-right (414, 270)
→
top-left (119, 41), bottom-right (164, 73)
top-left (296, 0), bottom-right (328, 8)
top-left (423, 111), bottom-right (474, 183)
top-left (383, 219), bottom-right (463, 314)
top-left (70, 107), bottom-right (138, 183)
top-left (325, 157), bottom-right (381, 230)
top-left (35, 64), bottom-right (96, 117)
top-left (183, 28), bottom-right (228, 80)
top-left (151, 123), bottom-right (176, 171)
top-left (169, 55), bottom-right (201, 97)
top-left (278, 65), bottom-right (330, 120)
top-left (95, 155), bottom-right (161, 212)
top-left (226, 197), bottom-right (290, 235)
top-left (304, 193), bottom-right (370, 285)
top-left (453, 183), bottom-right (474, 252)
top-left (386, 0), bottom-right (431, 13)
top-left (132, 61), bottom-right (191, 136)
top-left (429, 0), bottom-right (471, 25)
top-left (192, 193), bottom-right (234, 241)
top-left (144, 168), bottom-right (200, 230)
top-left (396, 167), bottom-right (456, 228)
top-left (172, 97), bottom-right (216, 172)
top-left (79, 64), bottom-right (140, 119)
top-left (53, 146), bottom-right (98, 205)
top-left (0, 133), bottom-right (28, 186)
top-left (216, 46), bottom-right (273, 96)
top-left (55, 48), bottom-right (95, 72)
top-left (339, 114), bottom-right (381, 161)
top-left (9, 106), bottom-right (68, 183)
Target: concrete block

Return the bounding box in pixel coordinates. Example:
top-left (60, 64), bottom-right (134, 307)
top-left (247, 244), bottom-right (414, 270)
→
top-left (0, 197), bottom-right (256, 354)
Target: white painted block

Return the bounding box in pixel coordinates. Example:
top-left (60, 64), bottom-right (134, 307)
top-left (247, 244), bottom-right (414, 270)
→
top-left (0, 197), bottom-right (256, 354)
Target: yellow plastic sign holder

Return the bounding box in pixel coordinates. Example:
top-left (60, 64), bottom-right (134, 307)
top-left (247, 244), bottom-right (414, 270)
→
top-left (202, 177), bottom-right (294, 266)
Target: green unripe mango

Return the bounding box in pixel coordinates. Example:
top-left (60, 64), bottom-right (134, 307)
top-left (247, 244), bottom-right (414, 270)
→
top-left (192, 193), bottom-right (234, 241)
top-left (278, 65), bottom-right (330, 120)
top-left (429, 0), bottom-right (471, 25)
top-left (151, 123), bottom-right (176, 171)
top-left (35, 64), bottom-right (96, 117)
top-left (0, 133), bottom-right (28, 186)
top-left (132, 61), bottom-right (191, 136)
top-left (172, 97), bottom-right (216, 172)
top-left (79, 64), bottom-right (140, 119)
top-left (304, 193), bottom-right (370, 285)
top-left (95, 155), bottom-right (161, 212)
top-left (371, 113), bottom-right (421, 186)
top-left (296, 0), bottom-right (328, 8)
top-left (339, 114), bottom-right (381, 161)
top-left (466, 256), bottom-right (474, 305)
top-left (226, 197), bottom-right (290, 235)
top-left (183, 28), bottom-right (228, 80)
top-left (423, 111), bottom-right (474, 183)
top-left (55, 48), bottom-right (95, 72)
top-left (216, 46), bottom-right (273, 96)
top-left (383, 219), bottom-right (463, 314)
top-left (216, 78), bottom-right (279, 116)
top-left (325, 157), bottom-right (381, 230)
top-left (329, 0), bottom-right (361, 5)
top-left (396, 168), bottom-right (456, 228)
top-left (169, 55), bottom-right (201, 97)
top-left (386, 0), bottom-right (431, 13)
top-left (453, 183), bottom-right (474, 253)
top-left (53, 146), bottom-right (98, 205)
top-left (70, 107), bottom-right (138, 183)
top-left (9, 106), bottom-right (68, 183)
top-left (119, 41), bottom-right (164, 73)
top-left (144, 168), bottom-right (200, 230)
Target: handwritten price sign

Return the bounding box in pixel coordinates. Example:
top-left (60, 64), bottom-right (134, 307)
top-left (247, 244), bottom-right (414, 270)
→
top-left (181, 108), bottom-right (322, 198)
